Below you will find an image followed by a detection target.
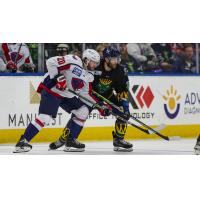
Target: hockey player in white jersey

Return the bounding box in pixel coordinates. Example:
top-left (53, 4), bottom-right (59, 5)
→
top-left (1, 43), bottom-right (35, 72)
top-left (0, 48), bottom-right (6, 72)
top-left (13, 49), bottom-right (109, 153)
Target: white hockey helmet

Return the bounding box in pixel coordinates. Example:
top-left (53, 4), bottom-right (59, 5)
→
top-left (82, 49), bottom-right (100, 67)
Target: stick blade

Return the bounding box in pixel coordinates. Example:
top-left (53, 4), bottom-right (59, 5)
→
top-left (168, 136), bottom-right (181, 141)
top-left (148, 124), bottom-right (166, 134)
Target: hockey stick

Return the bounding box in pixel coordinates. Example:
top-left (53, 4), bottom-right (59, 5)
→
top-left (92, 90), bottom-right (180, 141)
top-left (67, 89), bottom-right (173, 141)
top-left (92, 90), bottom-right (165, 133)
top-left (14, 43), bottom-right (22, 65)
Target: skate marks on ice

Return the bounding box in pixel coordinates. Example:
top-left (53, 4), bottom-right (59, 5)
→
top-left (0, 139), bottom-right (196, 155)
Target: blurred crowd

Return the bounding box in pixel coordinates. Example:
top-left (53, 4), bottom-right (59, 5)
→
top-left (0, 43), bottom-right (199, 74)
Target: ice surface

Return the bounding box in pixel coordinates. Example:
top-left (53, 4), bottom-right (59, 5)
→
top-left (0, 138), bottom-right (197, 155)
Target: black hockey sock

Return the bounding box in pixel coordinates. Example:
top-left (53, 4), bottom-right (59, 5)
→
top-left (67, 119), bottom-right (83, 139)
top-left (114, 119), bottom-right (127, 139)
top-left (23, 123), bottom-right (40, 142)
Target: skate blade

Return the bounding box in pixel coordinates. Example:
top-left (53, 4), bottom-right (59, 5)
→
top-left (194, 149), bottom-right (200, 155)
top-left (13, 147), bottom-right (31, 153)
top-left (48, 148), bottom-right (58, 151)
top-left (63, 147), bottom-right (85, 152)
top-left (113, 147), bottom-right (133, 152)
top-left (48, 146), bottom-right (63, 151)
top-left (194, 146), bottom-right (200, 155)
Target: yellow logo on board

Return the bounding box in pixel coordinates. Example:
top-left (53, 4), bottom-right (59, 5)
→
top-left (30, 81), bottom-right (41, 104)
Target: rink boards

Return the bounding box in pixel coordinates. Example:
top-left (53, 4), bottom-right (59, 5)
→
top-left (0, 75), bottom-right (200, 143)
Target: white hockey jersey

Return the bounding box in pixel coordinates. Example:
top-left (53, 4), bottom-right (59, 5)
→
top-left (0, 55), bottom-right (6, 72)
top-left (0, 43), bottom-right (34, 71)
top-left (38, 54), bottom-right (97, 107)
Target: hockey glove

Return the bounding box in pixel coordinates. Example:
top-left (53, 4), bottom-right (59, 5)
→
top-left (99, 105), bottom-right (111, 116)
top-left (95, 102), bottom-right (112, 117)
top-left (55, 74), bottom-right (67, 91)
top-left (20, 63), bottom-right (35, 72)
top-left (6, 60), bottom-right (17, 73)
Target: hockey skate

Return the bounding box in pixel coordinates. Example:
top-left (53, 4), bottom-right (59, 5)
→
top-left (49, 128), bottom-right (69, 150)
top-left (194, 140), bottom-right (200, 155)
top-left (112, 131), bottom-right (133, 152)
top-left (64, 137), bottom-right (85, 152)
top-left (49, 139), bottom-right (65, 150)
top-left (13, 135), bottom-right (32, 153)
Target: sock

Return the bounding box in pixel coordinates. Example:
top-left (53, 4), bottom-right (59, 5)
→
top-left (23, 123), bottom-right (40, 142)
top-left (114, 119), bottom-right (127, 139)
top-left (67, 119), bottom-right (83, 139)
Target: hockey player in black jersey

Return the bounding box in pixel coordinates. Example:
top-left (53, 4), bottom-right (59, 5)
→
top-left (92, 47), bottom-right (133, 151)
top-left (49, 46), bottom-right (133, 152)
top-left (194, 134), bottom-right (200, 155)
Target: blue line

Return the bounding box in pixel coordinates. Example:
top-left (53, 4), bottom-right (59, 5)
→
top-left (0, 73), bottom-right (45, 76)
top-left (128, 72), bottom-right (200, 76)
top-left (0, 72), bottom-right (200, 77)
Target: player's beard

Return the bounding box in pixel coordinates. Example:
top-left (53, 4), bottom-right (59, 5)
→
top-left (104, 58), bottom-right (117, 71)
top-left (108, 61), bottom-right (117, 69)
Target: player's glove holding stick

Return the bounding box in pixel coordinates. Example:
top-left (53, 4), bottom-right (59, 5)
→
top-left (93, 102), bottom-right (112, 117)
top-left (55, 74), bottom-right (67, 91)
top-left (6, 60), bottom-right (17, 73)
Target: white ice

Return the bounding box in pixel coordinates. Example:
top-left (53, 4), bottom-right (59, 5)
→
top-left (0, 138), bottom-right (197, 155)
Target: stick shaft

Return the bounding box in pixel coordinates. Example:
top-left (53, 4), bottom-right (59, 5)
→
top-left (92, 90), bottom-right (169, 140)
top-left (14, 43), bottom-right (22, 65)
top-left (69, 89), bottom-right (169, 140)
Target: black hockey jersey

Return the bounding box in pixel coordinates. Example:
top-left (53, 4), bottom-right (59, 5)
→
top-left (92, 63), bottom-right (129, 100)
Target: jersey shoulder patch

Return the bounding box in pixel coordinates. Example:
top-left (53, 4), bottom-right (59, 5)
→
top-left (72, 66), bottom-right (82, 77)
